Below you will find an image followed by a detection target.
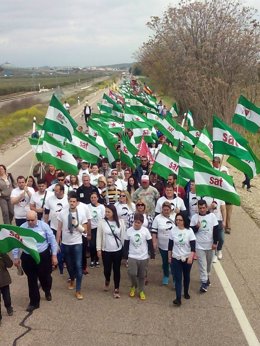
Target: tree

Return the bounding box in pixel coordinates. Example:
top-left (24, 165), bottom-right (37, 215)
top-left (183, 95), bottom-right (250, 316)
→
top-left (136, 0), bottom-right (260, 128)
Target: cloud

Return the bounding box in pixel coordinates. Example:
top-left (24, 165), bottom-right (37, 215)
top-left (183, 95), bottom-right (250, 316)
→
top-left (0, 0), bottom-right (259, 67)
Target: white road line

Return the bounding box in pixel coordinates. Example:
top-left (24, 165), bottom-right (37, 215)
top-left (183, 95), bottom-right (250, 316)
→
top-left (6, 94), bottom-right (101, 171)
top-left (214, 261), bottom-right (260, 346)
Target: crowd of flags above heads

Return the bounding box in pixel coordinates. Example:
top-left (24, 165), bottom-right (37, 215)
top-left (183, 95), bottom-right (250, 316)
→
top-left (28, 78), bottom-right (260, 207)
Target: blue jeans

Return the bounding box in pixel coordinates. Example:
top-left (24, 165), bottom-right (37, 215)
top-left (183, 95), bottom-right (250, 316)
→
top-left (63, 244), bottom-right (83, 292)
top-left (159, 248), bottom-right (169, 277)
top-left (171, 258), bottom-right (192, 300)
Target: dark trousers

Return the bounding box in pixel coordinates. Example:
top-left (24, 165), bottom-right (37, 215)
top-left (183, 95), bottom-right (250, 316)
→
top-left (15, 218), bottom-right (26, 226)
top-left (0, 285), bottom-right (12, 318)
top-left (21, 248), bottom-right (52, 306)
top-left (243, 174), bottom-right (251, 189)
top-left (171, 258), bottom-right (192, 300)
top-left (102, 250), bottom-right (122, 290)
top-left (89, 228), bottom-right (98, 262)
top-left (0, 197), bottom-right (14, 224)
top-left (82, 236), bottom-right (88, 270)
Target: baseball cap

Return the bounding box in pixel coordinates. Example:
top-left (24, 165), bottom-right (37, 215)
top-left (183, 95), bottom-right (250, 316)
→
top-left (141, 175), bottom-right (149, 181)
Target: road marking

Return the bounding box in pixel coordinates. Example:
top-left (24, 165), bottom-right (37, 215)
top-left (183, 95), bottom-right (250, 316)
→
top-left (7, 93), bottom-right (101, 171)
top-left (214, 261), bottom-right (260, 346)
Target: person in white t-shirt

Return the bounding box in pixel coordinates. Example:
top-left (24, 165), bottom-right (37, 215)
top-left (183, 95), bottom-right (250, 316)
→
top-left (56, 192), bottom-right (90, 300)
top-left (203, 196), bottom-right (226, 262)
top-left (87, 192), bottom-right (105, 268)
top-left (124, 213), bottom-right (155, 300)
top-left (30, 179), bottom-right (53, 220)
top-left (168, 213), bottom-right (196, 306)
top-left (115, 191), bottom-right (135, 227)
top-left (152, 201), bottom-right (175, 286)
top-left (190, 200), bottom-right (219, 293)
top-left (96, 204), bottom-right (125, 298)
top-left (11, 176), bottom-right (35, 226)
top-left (155, 184), bottom-right (186, 217)
top-left (89, 164), bottom-right (103, 187)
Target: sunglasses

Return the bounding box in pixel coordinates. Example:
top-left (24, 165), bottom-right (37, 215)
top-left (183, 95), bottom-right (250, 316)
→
top-left (58, 179), bottom-right (64, 181)
top-left (120, 195), bottom-right (126, 197)
top-left (136, 203), bottom-right (145, 207)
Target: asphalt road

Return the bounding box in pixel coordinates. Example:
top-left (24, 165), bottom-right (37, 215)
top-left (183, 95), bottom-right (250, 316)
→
top-left (0, 92), bottom-right (260, 346)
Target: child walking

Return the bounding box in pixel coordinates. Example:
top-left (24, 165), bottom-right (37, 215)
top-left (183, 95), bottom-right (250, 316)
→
top-left (0, 253), bottom-right (13, 323)
top-left (124, 213), bottom-right (155, 300)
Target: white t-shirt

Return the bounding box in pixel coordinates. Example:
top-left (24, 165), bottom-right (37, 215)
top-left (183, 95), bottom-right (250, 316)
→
top-left (202, 197), bottom-right (225, 221)
top-left (44, 195), bottom-right (69, 230)
top-left (47, 183), bottom-right (72, 195)
top-left (90, 173), bottom-right (102, 187)
top-left (115, 202), bottom-right (135, 225)
top-left (57, 207), bottom-right (88, 245)
top-left (114, 179), bottom-right (125, 191)
top-left (11, 187), bottom-right (35, 219)
top-left (169, 226), bottom-right (196, 258)
top-left (188, 192), bottom-right (198, 218)
top-left (78, 169), bottom-right (89, 185)
top-left (87, 203), bottom-right (105, 229)
top-left (190, 212), bottom-right (218, 250)
top-left (155, 196), bottom-right (186, 214)
top-left (125, 226), bottom-right (152, 260)
top-left (30, 190), bottom-right (53, 210)
top-left (152, 214), bottom-right (175, 251)
top-left (98, 219), bottom-right (123, 252)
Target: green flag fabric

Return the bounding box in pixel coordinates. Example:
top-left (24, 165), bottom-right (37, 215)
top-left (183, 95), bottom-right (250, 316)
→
top-left (232, 95), bottom-right (260, 133)
top-left (0, 224), bottom-right (45, 264)
top-left (42, 94), bottom-right (77, 141)
top-left (152, 145), bottom-right (179, 179)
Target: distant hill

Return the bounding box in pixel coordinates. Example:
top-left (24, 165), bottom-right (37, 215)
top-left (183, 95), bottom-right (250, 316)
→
top-left (98, 63), bottom-right (132, 70)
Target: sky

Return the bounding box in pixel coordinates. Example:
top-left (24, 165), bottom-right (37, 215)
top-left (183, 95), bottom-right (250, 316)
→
top-left (0, 0), bottom-right (259, 67)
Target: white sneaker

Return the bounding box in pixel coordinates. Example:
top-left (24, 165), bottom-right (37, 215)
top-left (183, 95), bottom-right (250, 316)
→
top-left (217, 250), bottom-right (223, 260)
top-left (212, 254), bottom-right (218, 263)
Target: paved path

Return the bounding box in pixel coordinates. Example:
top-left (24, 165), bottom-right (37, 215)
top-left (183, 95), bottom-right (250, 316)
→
top-left (0, 93), bottom-right (259, 346)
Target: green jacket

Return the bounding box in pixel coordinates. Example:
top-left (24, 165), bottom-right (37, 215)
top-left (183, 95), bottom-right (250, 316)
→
top-left (0, 253), bottom-right (12, 287)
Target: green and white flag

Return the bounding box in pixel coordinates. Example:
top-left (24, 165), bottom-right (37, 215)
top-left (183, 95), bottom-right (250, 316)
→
top-left (232, 95), bottom-right (260, 133)
top-left (194, 161), bottom-right (240, 206)
top-left (188, 126), bottom-right (200, 145)
top-left (42, 94), bottom-right (77, 141)
top-left (178, 148), bottom-right (194, 181)
top-left (120, 134), bottom-right (138, 169)
top-left (28, 137), bottom-right (43, 161)
top-left (169, 102), bottom-right (179, 118)
top-left (132, 128), bottom-right (156, 144)
top-left (66, 130), bottom-right (100, 164)
top-left (42, 133), bottom-right (78, 175)
top-left (181, 110), bottom-right (194, 127)
top-left (227, 144), bottom-right (260, 179)
top-left (213, 115), bottom-right (253, 161)
top-left (156, 115), bottom-right (177, 145)
top-left (0, 224), bottom-right (45, 264)
top-left (195, 127), bottom-right (213, 160)
top-left (152, 145), bottom-right (179, 179)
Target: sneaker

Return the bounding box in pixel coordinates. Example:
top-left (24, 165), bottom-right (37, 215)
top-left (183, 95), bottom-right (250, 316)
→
top-left (247, 188), bottom-right (252, 192)
top-left (207, 278), bottom-right (211, 287)
top-left (95, 261), bottom-right (100, 268)
top-left (68, 280), bottom-right (75, 290)
top-left (225, 228), bottom-right (231, 235)
top-left (200, 283), bottom-right (208, 293)
top-left (90, 261), bottom-right (95, 268)
top-left (217, 250), bottom-right (223, 260)
top-left (212, 254), bottom-right (218, 263)
top-left (184, 293), bottom-right (190, 299)
top-left (75, 291), bottom-right (83, 300)
top-left (7, 307), bottom-right (13, 316)
top-left (162, 276), bottom-right (169, 285)
top-left (129, 287), bottom-right (136, 298)
top-left (113, 289), bottom-right (120, 299)
top-left (82, 268), bottom-right (89, 275)
top-left (139, 291), bottom-right (146, 300)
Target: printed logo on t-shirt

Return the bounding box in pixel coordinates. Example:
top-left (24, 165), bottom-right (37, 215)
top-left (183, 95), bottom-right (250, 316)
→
top-left (121, 206), bottom-right (129, 217)
top-left (200, 219), bottom-right (209, 232)
top-left (177, 233), bottom-right (186, 247)
top-left (92, 210), bottom-right (98, 221)
top-left (133, 232), bottom-right (142, 248)
top-left (56, 203), bottom-right (63, 212)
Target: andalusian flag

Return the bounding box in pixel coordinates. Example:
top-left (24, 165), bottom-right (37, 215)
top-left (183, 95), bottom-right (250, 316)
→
top-left (152, 145), bottom-right (179, 179)
top-left (194, 161), bottom-right (240, 206)
top-left (156, 115), bottom-right (177, 145)
top-left (42, 94), bottom-right (77, 141)
top-left (120, 134), bottom-right (138, 169)
top-left (213, 115), bottom-right (253, 161)
top-left (181, 110), bottom-right (194, 127)
top-left (0, 224), bottom-right (45, 264)
top-left (28, 137), bottom-right (43, 161)
top-left (42, 133), bottom-right (78, 175)
top-left (188, 126), bottom-right (200, 145)
top-left (232, 95), bottom-right (260, 133)
top-left (66, 130), bottom-right (100, 164)
top-left (169, 103), bottom-right (179, 118)
top-left (195, 127), bottom-right (213, 160)
top-left (227, 144), bottom-right (260, 179)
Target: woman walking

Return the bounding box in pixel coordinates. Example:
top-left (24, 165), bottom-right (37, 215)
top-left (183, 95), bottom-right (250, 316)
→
top-left (96, 204), bottom-right (125, 298)
top-left (0, 165), bottom-right (15, 224)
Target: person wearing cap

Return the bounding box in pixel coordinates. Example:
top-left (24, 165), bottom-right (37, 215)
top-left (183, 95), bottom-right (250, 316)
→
top-left (132, 175), bottom-right (160, 216)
